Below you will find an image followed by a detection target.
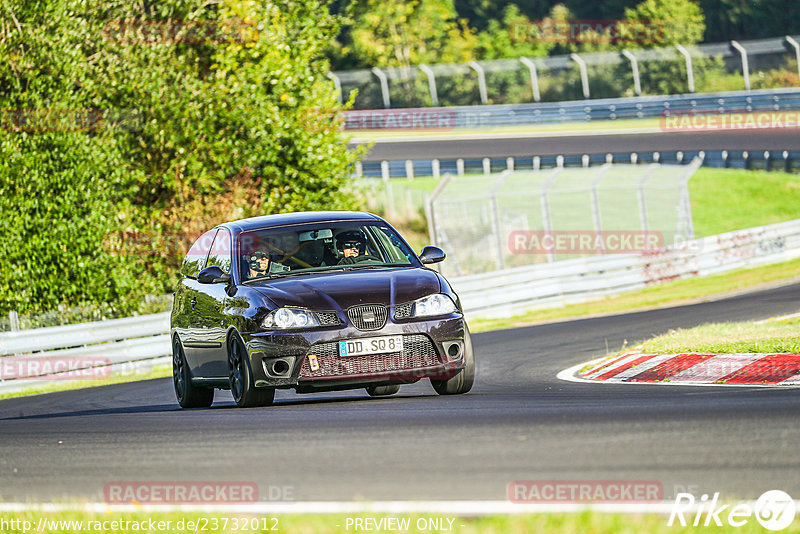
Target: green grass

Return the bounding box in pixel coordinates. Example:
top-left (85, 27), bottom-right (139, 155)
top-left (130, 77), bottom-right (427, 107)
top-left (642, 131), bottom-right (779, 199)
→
top-left (1, 511), bottom-right (796, 534)
top-left (641, 316), bottom-right (800, 354)
top-left (0, 364), bottom-right (171, 400)
top-left (690, 168), bottom-right (800, 236)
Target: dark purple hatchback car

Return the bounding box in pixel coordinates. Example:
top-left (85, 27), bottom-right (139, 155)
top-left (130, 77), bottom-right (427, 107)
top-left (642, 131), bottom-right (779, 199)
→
top-left (170, 211), bottom-right (474, 408)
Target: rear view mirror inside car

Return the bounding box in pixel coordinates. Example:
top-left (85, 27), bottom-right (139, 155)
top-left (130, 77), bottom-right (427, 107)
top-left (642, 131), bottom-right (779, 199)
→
top-left (298, 228), bottom-right (333, 242)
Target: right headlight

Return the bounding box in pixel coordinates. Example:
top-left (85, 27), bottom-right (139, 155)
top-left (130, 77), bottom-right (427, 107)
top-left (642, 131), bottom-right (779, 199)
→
top-left (410, 293), bottom-right (457, 318)
top-left (262, 308), bottom-right (320, 329)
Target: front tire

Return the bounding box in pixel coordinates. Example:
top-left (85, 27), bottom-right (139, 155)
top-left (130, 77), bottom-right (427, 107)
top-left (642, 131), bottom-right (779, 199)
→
top-left (366, 384), bottom-right (401, 396)
top-left (228, 334), bottom-right (275, 408)
top-left (431, 324), bottom-right (475, 395)
top-left (173, 337), bottom-right (214, 408)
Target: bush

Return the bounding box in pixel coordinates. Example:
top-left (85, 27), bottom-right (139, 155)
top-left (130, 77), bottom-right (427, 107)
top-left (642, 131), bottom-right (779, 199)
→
top-left (0, 0), bottom-right (362, 316)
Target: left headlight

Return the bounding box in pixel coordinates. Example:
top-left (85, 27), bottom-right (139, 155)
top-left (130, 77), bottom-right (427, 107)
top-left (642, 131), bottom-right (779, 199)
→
top-left (411, 293), bottom-right (457, 318)
top-left (262, 308), bottom-right (320, 329)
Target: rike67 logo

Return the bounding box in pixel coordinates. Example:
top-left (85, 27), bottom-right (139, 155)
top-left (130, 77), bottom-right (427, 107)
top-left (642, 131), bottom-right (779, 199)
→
top-left (669, 490), bottom-right (796, 531)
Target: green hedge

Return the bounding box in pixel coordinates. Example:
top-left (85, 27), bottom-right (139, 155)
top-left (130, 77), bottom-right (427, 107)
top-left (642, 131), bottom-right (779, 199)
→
top-left (0, 0), bottom-right (362, 316)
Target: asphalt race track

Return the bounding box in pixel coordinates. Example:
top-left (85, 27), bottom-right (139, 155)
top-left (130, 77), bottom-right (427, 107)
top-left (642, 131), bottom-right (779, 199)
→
top-left (356, 129), bottom-right (800, 162)
top-left (1, 282), bottom-right (799, 503)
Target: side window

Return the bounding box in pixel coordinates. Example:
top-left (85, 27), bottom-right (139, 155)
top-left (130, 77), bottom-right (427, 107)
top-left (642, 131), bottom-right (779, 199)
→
top-left (206, 229), bottom-right (233, 274)
top-left (180, 229), bottom-right (217, 278)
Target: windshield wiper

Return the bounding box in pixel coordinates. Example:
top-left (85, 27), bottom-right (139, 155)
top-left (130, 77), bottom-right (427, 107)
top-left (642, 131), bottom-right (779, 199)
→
top-left (340, 263), bottom-right (396, 270)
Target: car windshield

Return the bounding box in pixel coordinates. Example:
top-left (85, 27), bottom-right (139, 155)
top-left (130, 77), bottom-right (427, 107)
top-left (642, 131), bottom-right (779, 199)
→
top-left (239, 221), bottom-right (419, 281)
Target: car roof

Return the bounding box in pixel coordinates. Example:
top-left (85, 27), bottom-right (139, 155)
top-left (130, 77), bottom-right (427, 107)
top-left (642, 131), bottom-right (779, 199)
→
top-left (219, 211), bottom-right (383, 233)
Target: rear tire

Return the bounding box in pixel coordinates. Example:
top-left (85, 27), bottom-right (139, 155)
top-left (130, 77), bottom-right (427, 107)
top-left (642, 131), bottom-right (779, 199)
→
top-left (366, 384), bottom-right (401, 396)
top-left (228, 334), bottom-right (275, 408)
top-left (431, 324), bottom-right (475, 395)
top-left (172, 337), bottom-right (214, 408)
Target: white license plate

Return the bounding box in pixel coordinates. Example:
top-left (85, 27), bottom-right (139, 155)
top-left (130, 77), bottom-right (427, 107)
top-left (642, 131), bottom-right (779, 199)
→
top-left (339, 335), bottom-right (404, 357)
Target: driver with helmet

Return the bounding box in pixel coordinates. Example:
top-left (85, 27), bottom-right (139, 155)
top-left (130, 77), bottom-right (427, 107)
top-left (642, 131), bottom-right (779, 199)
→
top-left (336, 230), bottom-right (372, 265)
top-left (248, 250), bottom-right (271, 279)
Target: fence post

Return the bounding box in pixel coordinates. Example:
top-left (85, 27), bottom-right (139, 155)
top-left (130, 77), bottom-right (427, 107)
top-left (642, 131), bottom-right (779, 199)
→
top-left (489, 170), bottom-right (513, 270)
top-left (425, 173), bottom-right (453, 251)
top-left (405, 160), bottom-right (414, 180)
top-left (482, 158), bottom-right (491, 175)
top-left (468, 61), bottom-right (489, 105)
top-left (621, 50), bottom-right (641, 96)
top-left (675, 44), bottom-right (695, 93)
top-left (419, 64), bottom-right (439, 107)
top-left (786, 36), bottom-right (800, 87)
top-left (519, 57), bottom-right (541, 102)
top-left (371, 67), bottom-right (391, 109)
top-left (730, 40), bottom-right (750, 92)
top-left (9, 311), bottom-right (19, 332)
top-left (570, 53), bottom-right (590, 99)
top-left (678, 157), bottom-right (703, 241)
top-left (637, 163), bottom-right (659, 235)
top-left (432, 159), bottom-right (441, 179)
top-left (381, 160), bottom-right (390, 182)
top-left (456, 158), bottom-right (465, 177)
top-left (540, 167), bottom-right (563, 262)
top-left (327, 72), bottom-right (343, 105)
top-left (590, 164), bottom-right (612, 253)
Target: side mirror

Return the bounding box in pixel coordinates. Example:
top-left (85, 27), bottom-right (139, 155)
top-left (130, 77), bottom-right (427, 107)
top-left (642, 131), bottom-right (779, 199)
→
top-left (197, 265), bottom-right (232, 284)
top-left (419, 246), bottom-right (446, 264)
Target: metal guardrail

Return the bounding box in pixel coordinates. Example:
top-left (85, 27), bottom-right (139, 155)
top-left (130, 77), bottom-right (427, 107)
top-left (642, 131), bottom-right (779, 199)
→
top-left (357, 149), bottom-right (800, 180)
top-left (451, 218), bottom-right (800, 318)
top-left (1, 220), bottom-right (798, 390)
top-left (344, 87), bottom-right (800, 130)
top-left (0, 312), bottom-right (171, 391)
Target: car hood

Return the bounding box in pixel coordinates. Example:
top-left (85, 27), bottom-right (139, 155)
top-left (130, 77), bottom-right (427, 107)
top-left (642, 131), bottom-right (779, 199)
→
top-left (248, 267), bottom-right (441, 310)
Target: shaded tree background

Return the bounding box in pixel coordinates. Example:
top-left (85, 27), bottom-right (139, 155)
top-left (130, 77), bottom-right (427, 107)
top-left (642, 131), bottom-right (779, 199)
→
top-left (0, 0), bottom-right (361, 316)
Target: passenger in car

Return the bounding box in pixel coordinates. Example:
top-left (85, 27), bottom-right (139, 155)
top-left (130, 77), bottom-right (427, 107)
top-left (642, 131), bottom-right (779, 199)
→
top-left (248, 251), bottom-right (271, 279)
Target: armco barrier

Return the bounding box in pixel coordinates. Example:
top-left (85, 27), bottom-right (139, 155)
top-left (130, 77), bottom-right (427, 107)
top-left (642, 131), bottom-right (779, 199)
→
top-left (0, 312), bottom-right (171, 391)
top-left (358, 150), bottom-right (800, 179)
top-left (451, 218), bottom-right (800, 318)
top-left (1, 219), bottom-right (798, 391)
top-left (344, 88), bottom-right (800, 130)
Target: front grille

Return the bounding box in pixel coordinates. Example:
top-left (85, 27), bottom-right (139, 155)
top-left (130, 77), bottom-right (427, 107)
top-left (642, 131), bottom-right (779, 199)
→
top-left (394, 302), bottom-right (412, 320)
top-left (316, 311), bottom-right (340, 326)
top-left (300, 334), bottom-right (441, 378)
top-left (347, 304), bottom-right (387, 331)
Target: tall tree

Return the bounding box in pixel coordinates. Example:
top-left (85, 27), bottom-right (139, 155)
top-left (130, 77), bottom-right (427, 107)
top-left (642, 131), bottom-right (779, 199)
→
top-left (347, 0), bottom-right (478, 68)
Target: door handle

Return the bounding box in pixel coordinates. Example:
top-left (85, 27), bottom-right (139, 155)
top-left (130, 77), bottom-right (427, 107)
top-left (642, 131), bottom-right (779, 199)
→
top-left (191, 297), bottom-right (197, 310)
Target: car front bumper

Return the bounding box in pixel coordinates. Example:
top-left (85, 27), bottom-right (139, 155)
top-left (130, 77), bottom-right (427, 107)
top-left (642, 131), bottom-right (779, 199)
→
top-left (242, 314), bottom-right (467, 392)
